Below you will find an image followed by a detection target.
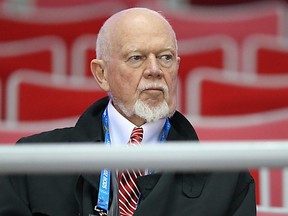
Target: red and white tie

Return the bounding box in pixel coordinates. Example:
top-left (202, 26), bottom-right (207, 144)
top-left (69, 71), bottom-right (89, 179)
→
top-left (119, 127), bottom-right (143, 216)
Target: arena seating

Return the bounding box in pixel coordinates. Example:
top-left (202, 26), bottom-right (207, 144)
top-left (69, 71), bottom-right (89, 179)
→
top-left (5, 70), bottom-right (106, 123)
top-left (186, 68), bottom-right (288, 116)
top-left (243, 34), bottom-right (288, 75)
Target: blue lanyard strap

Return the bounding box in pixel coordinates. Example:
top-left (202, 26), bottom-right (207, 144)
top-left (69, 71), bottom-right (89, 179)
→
top-left (159, 118), bottom-right (171, 142)
top-left (95, 107), bottom-right (171, 214)
top-left (95, 109), bottom-right (111, 214)
top-left (95, 169), bottom-right (110, 215)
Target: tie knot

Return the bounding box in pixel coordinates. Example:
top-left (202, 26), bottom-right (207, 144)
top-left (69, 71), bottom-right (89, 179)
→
top-left (129, 127), bottom-right (143, 145)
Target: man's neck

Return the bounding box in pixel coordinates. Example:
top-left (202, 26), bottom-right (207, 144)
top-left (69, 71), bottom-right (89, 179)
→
top-left (111, 101), bottom-right (146, 126)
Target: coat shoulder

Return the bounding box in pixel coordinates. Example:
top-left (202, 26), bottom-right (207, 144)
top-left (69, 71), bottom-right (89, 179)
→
top-left (168, 111), bottom-right (199, 141)
top-left (17, 127), bottom-right (76, 144)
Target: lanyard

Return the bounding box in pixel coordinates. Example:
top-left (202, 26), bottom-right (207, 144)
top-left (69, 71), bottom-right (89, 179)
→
top-left (95, 108), bottom-right (171, 215)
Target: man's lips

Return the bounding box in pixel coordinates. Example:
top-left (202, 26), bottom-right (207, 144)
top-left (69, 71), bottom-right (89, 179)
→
top-left (138, 83), bottom-right (168, 97)
top-left (143, 88), bottom-right (164, 94)
top-left (141, 89), bottom-right (165, 101)
top-left (144, 87), bottom-right (164, 92)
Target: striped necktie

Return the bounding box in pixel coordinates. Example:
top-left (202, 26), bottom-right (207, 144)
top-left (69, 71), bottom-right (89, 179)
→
top-left (118, 127), bottom-right (143, 216)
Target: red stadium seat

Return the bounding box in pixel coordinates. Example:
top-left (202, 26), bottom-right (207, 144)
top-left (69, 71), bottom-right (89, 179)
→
top-left (6, 70), bottom-right (107, 123)
top-left (243, 35), bottom-right (288, 76)
top-left (70, 34), bottom-right (96, 80)
top-left (177, 36), bottom-right (238, 113)
top-left (186, 68), bottom-right (288, 116)
top-left (0, 37), bottom-right (66, 120)
top-left (137, 0), bottom-right (283, 41)
top-left (190, 109), bottom-right (288, 141)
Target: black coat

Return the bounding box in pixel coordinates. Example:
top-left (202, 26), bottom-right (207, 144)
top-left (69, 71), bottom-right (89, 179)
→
top-left (0, 97), bottom-right (256, 216)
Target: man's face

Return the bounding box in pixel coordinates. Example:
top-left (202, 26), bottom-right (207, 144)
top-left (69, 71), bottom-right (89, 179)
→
top-left (104, 14), bottom-right (179, 124)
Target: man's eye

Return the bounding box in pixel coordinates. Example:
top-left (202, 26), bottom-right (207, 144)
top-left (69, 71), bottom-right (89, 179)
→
top-left (160, 55), bottom-right (173, 61)
top-left (129, 55), bottom-right (143, 62)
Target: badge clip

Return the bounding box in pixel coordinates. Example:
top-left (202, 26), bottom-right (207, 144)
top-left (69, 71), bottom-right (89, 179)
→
top-left (95, 206), bottom-right (108, 216)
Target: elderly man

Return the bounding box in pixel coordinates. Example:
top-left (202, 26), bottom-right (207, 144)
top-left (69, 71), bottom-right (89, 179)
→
top-left (0, 8), bottom-right (256, 216)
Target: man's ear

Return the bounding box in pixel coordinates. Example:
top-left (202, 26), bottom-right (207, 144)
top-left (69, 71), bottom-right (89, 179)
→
top-left (90, 59), bottom-right (110, 91)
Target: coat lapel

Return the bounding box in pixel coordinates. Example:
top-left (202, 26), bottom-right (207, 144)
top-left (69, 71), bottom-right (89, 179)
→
top-left (73, 98), bottom-right (108, 215)
top-left (135, 173), bottom-right (174, 215)
top-left (137, 173), bottom-right (162, 199)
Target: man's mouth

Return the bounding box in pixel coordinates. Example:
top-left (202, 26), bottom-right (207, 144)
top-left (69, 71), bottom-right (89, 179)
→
top-left (145, 87), bottom-right (163, 91)
top-left (138, 83), bottom-right (168, 97)
top-left (142, 87), bottom-right (164, 95)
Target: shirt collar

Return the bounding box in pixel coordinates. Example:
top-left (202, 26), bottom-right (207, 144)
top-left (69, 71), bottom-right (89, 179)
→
top-left (107, 100), bottom-right (166, 146)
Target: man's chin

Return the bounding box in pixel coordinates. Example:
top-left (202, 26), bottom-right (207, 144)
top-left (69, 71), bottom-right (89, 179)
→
top-left (134, 99), bottom-right (170, 122)
top-left (140, 98), bottom-right (165, 107)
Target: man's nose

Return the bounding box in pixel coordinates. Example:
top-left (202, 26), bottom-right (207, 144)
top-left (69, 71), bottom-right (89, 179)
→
top-left (144, 56), bottom-right (162, 78)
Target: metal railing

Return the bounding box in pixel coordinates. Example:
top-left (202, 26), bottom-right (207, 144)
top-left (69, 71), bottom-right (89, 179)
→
top-left (1, 141), bottom-right (288, 214)
top-left (0, 141), bottom-right (287, 174)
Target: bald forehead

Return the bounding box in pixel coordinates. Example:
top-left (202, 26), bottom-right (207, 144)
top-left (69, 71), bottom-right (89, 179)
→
top-left (104, 8), bottom-right (174, 37)
top-left (96, 8), bottom-right (177, 60)
top-left (108, 8), bottom-right (167, 26)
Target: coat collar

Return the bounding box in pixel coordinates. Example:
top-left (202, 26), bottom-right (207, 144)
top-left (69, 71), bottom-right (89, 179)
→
top-left (73, 97), bottom-right (109, 142)
top-left (167, 111), bottom-right (199, 141)
top-left (73, 96), bottom-right (199, 143)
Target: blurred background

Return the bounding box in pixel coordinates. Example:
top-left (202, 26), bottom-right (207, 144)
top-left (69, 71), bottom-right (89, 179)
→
top-left (0, 0), bottom-right (288, 214)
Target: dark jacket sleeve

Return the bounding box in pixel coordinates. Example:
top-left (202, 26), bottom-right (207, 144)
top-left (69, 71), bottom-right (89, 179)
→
top-left (0, 128), bottom-right (74, 216)
top-left (0, 175), bottom-right (31, 216)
